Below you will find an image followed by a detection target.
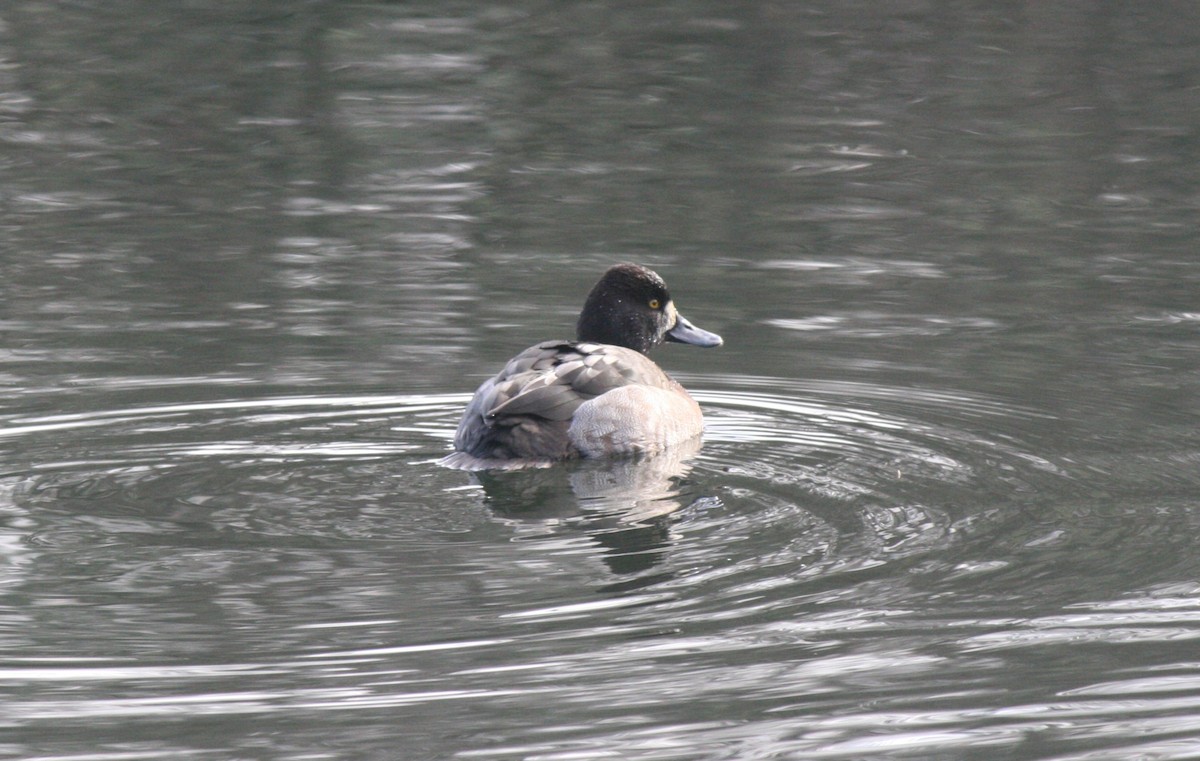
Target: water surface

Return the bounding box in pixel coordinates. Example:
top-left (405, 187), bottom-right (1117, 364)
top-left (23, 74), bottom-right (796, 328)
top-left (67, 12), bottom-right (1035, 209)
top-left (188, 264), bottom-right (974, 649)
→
top-left (3, 2), bottom-right (1200, 759)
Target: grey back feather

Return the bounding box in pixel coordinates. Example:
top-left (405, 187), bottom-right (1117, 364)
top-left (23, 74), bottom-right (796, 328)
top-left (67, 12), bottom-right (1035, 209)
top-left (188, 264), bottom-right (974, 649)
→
top-left (453, 340), bottom-right (676, 459)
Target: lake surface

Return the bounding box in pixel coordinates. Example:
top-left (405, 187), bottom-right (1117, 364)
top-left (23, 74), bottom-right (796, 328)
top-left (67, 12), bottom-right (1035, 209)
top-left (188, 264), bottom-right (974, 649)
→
top-left (3, 2), bottom-right (1200, 759)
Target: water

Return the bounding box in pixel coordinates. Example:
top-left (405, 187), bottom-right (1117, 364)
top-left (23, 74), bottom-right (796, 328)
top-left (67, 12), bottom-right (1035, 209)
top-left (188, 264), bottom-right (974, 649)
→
top-left (3, 2), bottom-right (1200, 759)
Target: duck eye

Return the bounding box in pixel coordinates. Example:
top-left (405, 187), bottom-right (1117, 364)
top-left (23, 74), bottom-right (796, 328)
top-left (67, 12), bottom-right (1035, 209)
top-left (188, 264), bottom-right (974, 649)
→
top-left (648, 299), bottom-right (661, 309)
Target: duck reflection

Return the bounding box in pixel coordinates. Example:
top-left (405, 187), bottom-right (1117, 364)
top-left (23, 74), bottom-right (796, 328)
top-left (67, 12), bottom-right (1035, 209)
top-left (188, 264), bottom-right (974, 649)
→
top-left (470, 437), bottom-right (703, 578)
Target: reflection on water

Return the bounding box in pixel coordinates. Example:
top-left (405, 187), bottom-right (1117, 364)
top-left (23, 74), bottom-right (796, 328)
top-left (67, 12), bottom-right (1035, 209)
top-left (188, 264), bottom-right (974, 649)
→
top-left (471, 438), bottom-right (702, 577)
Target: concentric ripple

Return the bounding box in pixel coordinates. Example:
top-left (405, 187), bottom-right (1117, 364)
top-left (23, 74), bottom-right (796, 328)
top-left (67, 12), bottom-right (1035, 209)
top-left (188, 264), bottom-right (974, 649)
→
top-left (7, 378), bottom-right (1178, 760)
top-left (0, 378), bottom-right (1066, 587)
top-left (677, 376), bottom-right (1067, 589)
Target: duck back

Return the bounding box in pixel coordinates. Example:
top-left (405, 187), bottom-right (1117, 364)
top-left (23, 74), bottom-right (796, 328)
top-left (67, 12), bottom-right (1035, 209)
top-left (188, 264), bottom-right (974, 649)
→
top-left (451, 340), bottom-right (698, 465)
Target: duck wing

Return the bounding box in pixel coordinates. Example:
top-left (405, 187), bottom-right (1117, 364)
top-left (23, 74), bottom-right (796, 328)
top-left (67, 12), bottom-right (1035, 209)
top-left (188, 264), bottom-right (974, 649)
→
top-left (488, 343), bottom-right (644, 418)
top-left (453, 341), bottom-right (664, 460)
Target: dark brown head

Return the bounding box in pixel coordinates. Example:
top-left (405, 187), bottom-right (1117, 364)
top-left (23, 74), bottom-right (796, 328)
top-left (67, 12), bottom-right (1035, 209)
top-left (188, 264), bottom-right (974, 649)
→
top-left (575, 263), bottom-right (722, 354)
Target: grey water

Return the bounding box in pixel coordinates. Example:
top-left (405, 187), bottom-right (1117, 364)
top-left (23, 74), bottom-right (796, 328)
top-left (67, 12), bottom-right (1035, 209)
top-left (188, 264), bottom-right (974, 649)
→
top-left (2, 2), bottom-right (1200, 759)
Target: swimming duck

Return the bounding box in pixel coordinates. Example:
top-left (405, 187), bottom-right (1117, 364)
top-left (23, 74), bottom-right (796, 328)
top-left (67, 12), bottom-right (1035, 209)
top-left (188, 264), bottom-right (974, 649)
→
top-left (444, 263), bottom-right (722, 469)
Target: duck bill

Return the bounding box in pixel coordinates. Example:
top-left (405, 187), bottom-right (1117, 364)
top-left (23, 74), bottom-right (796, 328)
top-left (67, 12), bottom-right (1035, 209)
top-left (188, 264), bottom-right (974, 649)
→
top-left (667, 313), bottom-right (723, 347)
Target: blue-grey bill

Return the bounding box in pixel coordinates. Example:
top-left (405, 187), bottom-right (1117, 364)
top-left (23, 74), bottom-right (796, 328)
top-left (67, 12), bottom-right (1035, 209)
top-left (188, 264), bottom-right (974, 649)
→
top-left (668, 314), bottom-right (723, 347)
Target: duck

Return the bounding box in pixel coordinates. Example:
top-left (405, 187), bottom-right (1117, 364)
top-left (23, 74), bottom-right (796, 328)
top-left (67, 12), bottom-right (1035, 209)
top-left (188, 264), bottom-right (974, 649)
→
top-left (443, 263), bottom-right (723, 469)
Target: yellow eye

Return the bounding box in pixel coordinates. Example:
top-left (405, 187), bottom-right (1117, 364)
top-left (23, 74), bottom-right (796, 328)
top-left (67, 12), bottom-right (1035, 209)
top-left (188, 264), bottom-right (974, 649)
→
top-left (649, 299), bottom-right (661, 309)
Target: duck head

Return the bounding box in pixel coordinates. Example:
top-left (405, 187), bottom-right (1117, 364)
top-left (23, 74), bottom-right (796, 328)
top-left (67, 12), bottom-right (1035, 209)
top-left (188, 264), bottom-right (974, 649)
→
top-left (575, 263), bottom-right (723, 354)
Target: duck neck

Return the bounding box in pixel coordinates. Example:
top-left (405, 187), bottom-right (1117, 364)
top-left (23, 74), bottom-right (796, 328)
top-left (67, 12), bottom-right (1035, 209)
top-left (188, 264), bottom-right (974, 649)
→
top-left (577, 307), bottom-right (657, 354)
